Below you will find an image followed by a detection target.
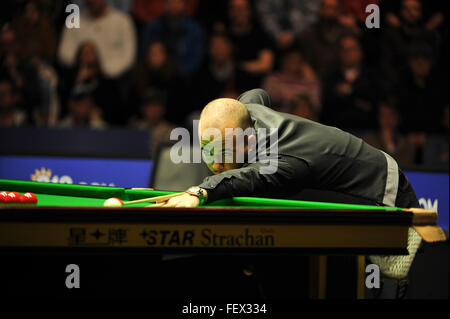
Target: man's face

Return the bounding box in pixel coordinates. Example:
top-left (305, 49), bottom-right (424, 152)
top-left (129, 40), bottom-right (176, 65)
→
top-left (281, 52), bottom-right (303, 75)
top-left (165, 0), bottom-right (185, 17)
top-left (0, 81), bottom-right (15, 110)
top-left (209, 36), bottom-right (232, 64)
top-left (378, 104), bottom-right (399, 130)
top-left (142, 102), bottom-right (164, 126)
top-left (319, 0), bottom-right (340, 21)
top-left (199, 129), bottom-right (250, 174)
top-left (24, 2), bottom-right (40, 25)
top-left (0, 30), bottom-right (17, 56)
top-left (409, 56), bottom-right (431, 77)
top-left (70, 96), bottom-right (92, 121)
top-left (401, 0), bottom-right (422, 25)
top-left (229, 0), bottom-right (251, 26)
top-left (340, 36), bottom-right (362, 68)
top-left (146, 42), bottom-right (167, 69)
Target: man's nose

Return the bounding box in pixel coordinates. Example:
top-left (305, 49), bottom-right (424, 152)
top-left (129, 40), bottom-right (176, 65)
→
top-left (212, 162), bottom-right (224, 171)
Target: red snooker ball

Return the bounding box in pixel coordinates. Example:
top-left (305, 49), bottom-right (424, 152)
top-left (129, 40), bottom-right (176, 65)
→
top-left (21, 192), bottom-right (38, 204)
top-left (5, 192), bottom-right (21, 203)
top-left (0, 191), bottom-right (8, 203)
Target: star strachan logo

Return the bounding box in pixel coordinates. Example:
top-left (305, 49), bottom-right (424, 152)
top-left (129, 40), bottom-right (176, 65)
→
top-left (31, 167), bottom-right (52, 182)
top-left (30, 167), bottom-right (73, 184)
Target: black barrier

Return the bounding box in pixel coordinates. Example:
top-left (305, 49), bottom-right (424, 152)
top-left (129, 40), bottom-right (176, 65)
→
top-left (1, 127), bottom-right (151, 158)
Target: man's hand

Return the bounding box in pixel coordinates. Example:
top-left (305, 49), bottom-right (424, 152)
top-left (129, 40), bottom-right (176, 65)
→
top-left (160, 193), bottom-right (200, 208)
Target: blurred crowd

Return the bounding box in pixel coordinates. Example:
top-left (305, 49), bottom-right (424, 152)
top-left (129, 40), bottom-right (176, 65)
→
top-left (0, 0), bottom-right (448, 169)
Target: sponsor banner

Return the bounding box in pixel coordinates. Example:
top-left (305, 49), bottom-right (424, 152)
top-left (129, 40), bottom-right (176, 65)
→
top-left (0, 223), bottom-right (406, 249)
top-left (0, 156), bottom-right (152, 188)
top-left (404, 170), bottom-right (449, 230)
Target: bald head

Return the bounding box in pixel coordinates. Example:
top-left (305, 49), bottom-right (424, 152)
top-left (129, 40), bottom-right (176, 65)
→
top-left (199, 98), bottom-right (252, 135)
top-left (198, 98), bottom-right (255, 174)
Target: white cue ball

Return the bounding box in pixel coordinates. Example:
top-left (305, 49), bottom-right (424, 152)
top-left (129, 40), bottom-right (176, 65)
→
top-left (104, 197), bottom-right (124, 207)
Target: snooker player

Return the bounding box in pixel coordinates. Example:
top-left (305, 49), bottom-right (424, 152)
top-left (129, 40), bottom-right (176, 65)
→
top-left (161, 88), bottom-right (422, 292)
top-left (163, 88), bottom-right (420, 210)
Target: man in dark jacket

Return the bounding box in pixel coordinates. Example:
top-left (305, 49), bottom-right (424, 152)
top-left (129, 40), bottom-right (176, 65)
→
top-left (162, 88), bottom-right (422, 291)
top-left (164, 88), bottom-right (419, 210)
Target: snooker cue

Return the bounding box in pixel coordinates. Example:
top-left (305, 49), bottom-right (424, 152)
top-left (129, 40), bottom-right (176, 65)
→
top-left (123, 192), bottom-right (186, 205)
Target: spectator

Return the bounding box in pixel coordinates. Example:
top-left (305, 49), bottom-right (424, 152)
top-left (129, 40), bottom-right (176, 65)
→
top-left (58, 0), bottom-right (137, 79)
top-left (134, 41), bottom-right (180, 96)
top-left (423, 105), bottom-right (449, 169)
top-left (340, 0), bottom-right (380, 25)
top-left (321, 35), bottom-right (378, 131)
top-left (193, 32), bottom-right (238, 109)
top-left (195, 0), bottom-right (229, 34)
top-left (384, 0), bottom-right (445, 32)
top-left (283, 94), bottom-right (319, 122)
top-left (140, 0), bottom-right (205, 78)
top-left (133, 0), bottom-right (199, 25)
top-left (396, 43), bottom-right (444, 133)
top-left (129, 89), bottom-right (176, 153)
top-left (70, 0), bottom-right (134, 14)
top-left (59, 41), bottom-right (121, 125)
top-left (220, 0), bottom-right (274, 92)
top-left (0, 76), bottom-right (26, 126)
top-left (299, 0), bottom-right (356, 77)
top-left (0, 26), bottom-right (41, 120)
top-left (256, 0), bottom-right (322, 50)
top-left (364, 100), bottom-right (416, 167)
top-left (59, 83), bottom-right (107, 129)
top-left (12, 0), bottom-right (57, 63)
top-left (262, 49), bottom-right (321, 111)
top-left (30, 55), bottom-right (60, 127)
top-left (380, 0), bottom-right (440, 89)
top-left (132, 41), bottom-right (184, 125)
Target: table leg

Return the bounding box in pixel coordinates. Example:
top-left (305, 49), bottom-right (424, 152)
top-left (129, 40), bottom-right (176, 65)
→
top-left (356, 256), bottom-right (366, 299)
top-left (309, 255), bottom-right (327, 299)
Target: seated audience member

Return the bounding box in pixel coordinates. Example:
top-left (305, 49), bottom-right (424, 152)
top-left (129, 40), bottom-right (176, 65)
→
top-left (423, 105), bottom-right (449, 169)
top-left (60, 41), bottom-right (121, 125)
top-left (133, 0), bottom-right (198, 25)
top-left (380, 0), bottom-right (440, 87)
top-left (193, 32), bottom-right (238, 109)
top-left (299, 0), bottom-right (356, 77)
top-left (364, 100), bottom-right (416, 167)
top-left (256, 0), bottom-right (322, 50)
top-left (0, 26), bottom-right (41, 121)
top-left (321, 35), bottom-right (377, 131)
top-left (30, 55), bottom-right (60, 127)
top-left (262, 49), bottom-right (320, 112)
top-left (58, 83), bottom-right (107, 129)
top-left (220, 0), bottom-right (274, 91)
top-left (195, 0), bottom-right (228, 33)
top-left (132, 41), bottom-right (185, 125)
top-left (396, 43), bottom-right (444, 134)
top-left (283, 94), bottom-right (319, 122)
top-left (129, 89), bottom-right (176, 153)
top-left (58, 0), bottom-right (137, 79)
top-left (140, 0), bottom-right (205, 78)
top-left (12, 0), bottom-right (57, 63)
top-left (134, 41), bottom-right (180, 95)
top-left (0, 76), bottom-right (26, 126)
top-left (8, 3), bottom-right (60, 126)
top-left (340, 0), bottom-right (380, 26)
